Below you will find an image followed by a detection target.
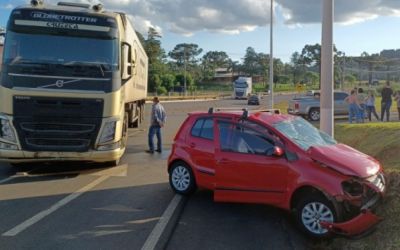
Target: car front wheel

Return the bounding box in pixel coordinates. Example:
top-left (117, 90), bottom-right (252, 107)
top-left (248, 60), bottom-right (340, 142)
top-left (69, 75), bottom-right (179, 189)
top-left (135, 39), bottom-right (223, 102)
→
top-left (295, 195), bottom-right (336, 238)
top-left (169, 162), bottom-right (196, 195)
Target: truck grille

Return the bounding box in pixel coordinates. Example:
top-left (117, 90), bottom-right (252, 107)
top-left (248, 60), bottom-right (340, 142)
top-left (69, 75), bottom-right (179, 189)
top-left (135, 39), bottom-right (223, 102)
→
top-left (13, 96), bottom-right (103, 152)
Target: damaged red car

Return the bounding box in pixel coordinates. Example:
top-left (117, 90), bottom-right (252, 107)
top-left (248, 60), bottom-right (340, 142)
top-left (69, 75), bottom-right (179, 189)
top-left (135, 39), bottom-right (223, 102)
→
top-left (168, 108), bottom-right (386, 238)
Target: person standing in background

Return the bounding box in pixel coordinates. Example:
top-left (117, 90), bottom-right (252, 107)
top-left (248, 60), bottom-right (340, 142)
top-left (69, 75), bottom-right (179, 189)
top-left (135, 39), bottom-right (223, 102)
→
top-left (365, 90), bottom-right (380, 122)
top-left (394, 90), bottom-right (400, 121)
top-left (357, 88), bottom-right (367, 122)
top-left (146, 97), bottom-right (166, 154)
top-left (345, 89), bottom-right (361, 123)
top-left (380, 81), bottom-right (393, 122)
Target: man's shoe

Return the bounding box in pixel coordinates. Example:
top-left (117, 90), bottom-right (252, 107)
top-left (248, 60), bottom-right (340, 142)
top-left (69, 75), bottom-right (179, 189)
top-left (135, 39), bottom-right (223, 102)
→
top-left (146, 150), bottom-right (154, 154)
top-left (156, 149), bottom-right (162, 153)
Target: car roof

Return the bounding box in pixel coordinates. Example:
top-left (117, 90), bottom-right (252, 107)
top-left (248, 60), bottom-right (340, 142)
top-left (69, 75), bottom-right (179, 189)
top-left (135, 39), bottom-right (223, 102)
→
top-left (188, 109), bottom-right (293, 125)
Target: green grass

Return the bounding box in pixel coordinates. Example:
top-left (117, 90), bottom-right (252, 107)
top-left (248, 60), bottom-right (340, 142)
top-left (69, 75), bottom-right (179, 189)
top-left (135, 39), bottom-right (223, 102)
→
top-left (316, 123), bottom-right (400, 250)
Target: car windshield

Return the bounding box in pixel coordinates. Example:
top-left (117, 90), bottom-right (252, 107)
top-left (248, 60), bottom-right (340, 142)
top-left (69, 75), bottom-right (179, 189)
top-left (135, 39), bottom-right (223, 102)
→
top-left (273, 117), bottom-right (336, 150)
top-left (3, 31), bottom-right (118, 71)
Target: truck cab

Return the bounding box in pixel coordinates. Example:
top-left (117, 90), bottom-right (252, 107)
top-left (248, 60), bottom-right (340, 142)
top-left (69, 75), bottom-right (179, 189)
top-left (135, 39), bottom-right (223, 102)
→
top-left (0, 1), bottom-right (148, 164)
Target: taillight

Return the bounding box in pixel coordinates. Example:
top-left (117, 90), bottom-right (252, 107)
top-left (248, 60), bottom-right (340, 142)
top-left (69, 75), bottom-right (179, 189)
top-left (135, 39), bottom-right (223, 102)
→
top-left (294, 102), bottom-right (299, 109)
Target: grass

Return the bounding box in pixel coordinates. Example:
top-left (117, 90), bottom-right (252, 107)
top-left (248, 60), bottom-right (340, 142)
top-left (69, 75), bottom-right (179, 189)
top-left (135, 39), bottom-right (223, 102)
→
top-left (315, 122), bottom-right (400, 250)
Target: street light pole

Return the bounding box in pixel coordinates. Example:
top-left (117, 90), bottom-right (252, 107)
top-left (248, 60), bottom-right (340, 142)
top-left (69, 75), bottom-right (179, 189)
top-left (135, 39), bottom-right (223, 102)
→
top-left (184, 47), bottom-right (187, 96)
top-left (269, 0), bottom-right (274, 109)
top-left (320, 0), bottom-right (334, 137)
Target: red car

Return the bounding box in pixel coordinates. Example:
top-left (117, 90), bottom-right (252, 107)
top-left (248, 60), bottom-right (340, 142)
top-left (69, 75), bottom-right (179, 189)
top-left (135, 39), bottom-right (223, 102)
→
top-left (167, 108), bottom-right (385, 238)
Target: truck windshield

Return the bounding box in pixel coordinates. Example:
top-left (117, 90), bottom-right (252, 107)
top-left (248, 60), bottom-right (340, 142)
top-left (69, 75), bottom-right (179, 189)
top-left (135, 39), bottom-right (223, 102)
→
top-left (273, 117), bottom-right (336, 150)
top-left (234, 82), bottom-right (248, 88)
top-left (3, 31), bottom-right (118, 73)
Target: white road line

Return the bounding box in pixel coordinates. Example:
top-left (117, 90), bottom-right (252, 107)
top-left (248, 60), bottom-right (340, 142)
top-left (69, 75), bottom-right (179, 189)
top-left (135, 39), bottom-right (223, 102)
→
top-left (2, 175), bottom-right (110, 237)
top-left (0, 176), bottom-right (16, 185)
top-left (141, 194), bottom-right (182, 250)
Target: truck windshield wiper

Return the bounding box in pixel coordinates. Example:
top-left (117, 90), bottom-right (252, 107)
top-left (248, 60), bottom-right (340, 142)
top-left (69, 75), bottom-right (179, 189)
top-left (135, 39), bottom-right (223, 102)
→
top-left (63, 61), bottom-right (107, 77)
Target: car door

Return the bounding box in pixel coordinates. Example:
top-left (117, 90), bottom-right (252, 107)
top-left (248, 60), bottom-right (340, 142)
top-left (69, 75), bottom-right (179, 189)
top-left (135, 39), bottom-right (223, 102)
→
top-left (186, 117), bottom-right (217, 188)
top-left (214, 120), bottom-right (288, 205)
top-left (334, 92), bottom-right (349, 114)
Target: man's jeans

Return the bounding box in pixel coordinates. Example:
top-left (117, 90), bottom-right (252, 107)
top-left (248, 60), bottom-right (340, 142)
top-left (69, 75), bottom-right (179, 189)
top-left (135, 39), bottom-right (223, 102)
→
top-left (381, 100), bottom-right (392, 121)
top-left (148, 124), bottom-right (162, 152)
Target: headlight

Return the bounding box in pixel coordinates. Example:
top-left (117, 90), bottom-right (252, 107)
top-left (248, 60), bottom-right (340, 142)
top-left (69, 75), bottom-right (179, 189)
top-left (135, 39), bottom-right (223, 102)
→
top-left (99, 121), bottom-right (116, 144)
top-left (0, 118), bottom-right (17, 143)
top-left (342, 180), bottom-right (364, 196)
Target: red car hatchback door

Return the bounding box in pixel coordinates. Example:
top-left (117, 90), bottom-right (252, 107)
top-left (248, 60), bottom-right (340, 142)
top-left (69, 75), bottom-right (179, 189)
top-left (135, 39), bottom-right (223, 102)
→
top-left (186, 117), bottom-right (217, 182)
top-left (214, 120), bottom-right (289, 205)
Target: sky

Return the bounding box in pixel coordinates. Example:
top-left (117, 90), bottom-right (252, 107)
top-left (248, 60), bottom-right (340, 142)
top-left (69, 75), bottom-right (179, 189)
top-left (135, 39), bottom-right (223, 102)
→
top-left (1, 0), bottom-right (400, 63)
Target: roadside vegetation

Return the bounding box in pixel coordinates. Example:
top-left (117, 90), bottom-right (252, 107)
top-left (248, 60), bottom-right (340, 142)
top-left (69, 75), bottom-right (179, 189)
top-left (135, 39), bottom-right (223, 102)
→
top-left (315, 123), bottom-right (400, 250)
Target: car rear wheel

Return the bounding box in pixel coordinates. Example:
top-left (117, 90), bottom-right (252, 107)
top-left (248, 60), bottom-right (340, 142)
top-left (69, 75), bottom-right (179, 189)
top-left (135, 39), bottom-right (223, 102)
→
top-left (169, 162), bottom-right (196, 195)
top-left (308, 108), bottom-right (320, 121)
top-left (295, 194), bottom-right (336, 238)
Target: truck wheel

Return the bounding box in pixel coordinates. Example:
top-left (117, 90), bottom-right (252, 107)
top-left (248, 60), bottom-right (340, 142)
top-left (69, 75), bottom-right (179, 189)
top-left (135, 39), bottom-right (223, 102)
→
top-left (169, 162), bottom-right (196, 195)
top-left (295, 194), bottom-right (336, 239)
top-left (121, 112), bottom-right (129, 148)
top-left (308, 108), bottom-right (320, 121)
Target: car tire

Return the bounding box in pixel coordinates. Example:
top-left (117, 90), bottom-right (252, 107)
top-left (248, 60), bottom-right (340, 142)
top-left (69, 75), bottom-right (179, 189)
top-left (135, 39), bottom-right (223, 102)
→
top-left (295, 194), bottom-right (336, 239)
top-left (308, 108), bottom-right (320, 121)
top-left (169, 161), bottom-right (196, 195)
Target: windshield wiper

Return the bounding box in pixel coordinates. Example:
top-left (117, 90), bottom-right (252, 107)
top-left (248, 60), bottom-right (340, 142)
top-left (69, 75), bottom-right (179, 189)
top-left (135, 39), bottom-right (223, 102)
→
top-left (63, 61), bottom-right (107, 77)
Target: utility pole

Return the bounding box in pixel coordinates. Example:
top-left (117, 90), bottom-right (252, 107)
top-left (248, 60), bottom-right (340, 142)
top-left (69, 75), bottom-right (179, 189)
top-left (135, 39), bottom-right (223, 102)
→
top-left (184, 47), bottom-right (187, 96)
top-left (269, 0), bottom-right (274, 109)
top-left (321, 0), bottom-right (334, 137)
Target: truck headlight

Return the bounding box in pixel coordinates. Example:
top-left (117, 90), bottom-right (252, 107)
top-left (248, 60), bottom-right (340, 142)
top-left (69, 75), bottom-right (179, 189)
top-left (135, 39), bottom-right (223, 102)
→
top-left (99, 121), bottom-right (116, 144)
top-left (0, 118), bottom-right (17, 143)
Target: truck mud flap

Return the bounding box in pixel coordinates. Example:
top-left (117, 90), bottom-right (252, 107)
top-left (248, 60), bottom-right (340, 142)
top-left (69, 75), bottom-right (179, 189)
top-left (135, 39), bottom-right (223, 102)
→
top-left (320, 210), bottom-right (382, 237)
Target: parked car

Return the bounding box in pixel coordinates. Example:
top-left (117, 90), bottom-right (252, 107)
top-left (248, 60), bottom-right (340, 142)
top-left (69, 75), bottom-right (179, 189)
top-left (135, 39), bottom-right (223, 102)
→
top-left (247, 94), bottom-right (260, 105)
top-left (287, 91), bottom-right (349, 121)
top-left (168, 108), bottom-right (385, 238)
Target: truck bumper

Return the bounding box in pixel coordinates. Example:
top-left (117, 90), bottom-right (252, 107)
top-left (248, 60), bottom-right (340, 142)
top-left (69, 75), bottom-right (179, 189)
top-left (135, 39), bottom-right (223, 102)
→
top-left (0, 147), bottom-right (125, 163)
top-left (287, 108), bottom-right (300, 115)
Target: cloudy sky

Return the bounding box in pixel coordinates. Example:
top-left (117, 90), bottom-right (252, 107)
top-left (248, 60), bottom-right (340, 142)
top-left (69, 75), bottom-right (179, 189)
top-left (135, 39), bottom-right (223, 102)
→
top-left (1, 0), bottom-right (400, 62)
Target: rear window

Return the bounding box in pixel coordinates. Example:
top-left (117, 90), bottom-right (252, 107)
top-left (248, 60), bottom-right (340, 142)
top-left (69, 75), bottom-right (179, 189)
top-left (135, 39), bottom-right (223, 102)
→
top-left (191, 118), bottom-right (214, 140)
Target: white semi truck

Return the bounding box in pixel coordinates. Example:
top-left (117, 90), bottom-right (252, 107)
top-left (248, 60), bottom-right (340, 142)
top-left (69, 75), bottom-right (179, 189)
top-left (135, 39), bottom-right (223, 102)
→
top-left (0, 1), bottom-right (148, 165)
top-left (233, 76), bottom-right (252, 99)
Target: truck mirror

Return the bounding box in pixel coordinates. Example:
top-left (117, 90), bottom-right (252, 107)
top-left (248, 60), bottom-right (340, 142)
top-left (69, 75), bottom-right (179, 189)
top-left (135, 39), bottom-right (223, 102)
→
top-left (122, 42), bottom-right (132, 80)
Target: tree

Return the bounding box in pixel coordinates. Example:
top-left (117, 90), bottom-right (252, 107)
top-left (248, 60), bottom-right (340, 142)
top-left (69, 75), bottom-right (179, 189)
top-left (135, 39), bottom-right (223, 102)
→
top-left (201, 51), bottom-right (231, 80)
top-left (168, 43), bottom-right (203, 66)
top-left (242, 47), bottom-right (259, 76)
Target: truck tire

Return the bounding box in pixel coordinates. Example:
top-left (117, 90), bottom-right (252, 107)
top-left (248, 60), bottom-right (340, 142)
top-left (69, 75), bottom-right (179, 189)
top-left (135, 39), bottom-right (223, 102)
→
top-left (308, 108), bottom-right (320, 121)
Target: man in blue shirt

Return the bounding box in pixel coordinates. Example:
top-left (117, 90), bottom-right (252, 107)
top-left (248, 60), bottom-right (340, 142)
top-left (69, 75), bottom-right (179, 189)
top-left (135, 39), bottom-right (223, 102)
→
top-left (146, 97), bottom-right (166, 153)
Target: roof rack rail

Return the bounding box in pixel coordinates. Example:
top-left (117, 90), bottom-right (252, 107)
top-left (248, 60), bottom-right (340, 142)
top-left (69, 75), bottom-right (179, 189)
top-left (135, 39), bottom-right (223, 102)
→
top-left (207, 107), bottom-right (249, 119)
top-left (257, 109), bottom-right (281, 114)
top-left (57, 2), bottom-right (91, 8)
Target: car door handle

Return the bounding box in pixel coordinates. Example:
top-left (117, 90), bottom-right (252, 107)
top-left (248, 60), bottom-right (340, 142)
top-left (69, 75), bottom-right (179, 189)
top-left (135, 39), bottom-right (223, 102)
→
top-left (190, 143), bottom-right (196, 148)
top-left (218, 158), bottom-right (230, 164)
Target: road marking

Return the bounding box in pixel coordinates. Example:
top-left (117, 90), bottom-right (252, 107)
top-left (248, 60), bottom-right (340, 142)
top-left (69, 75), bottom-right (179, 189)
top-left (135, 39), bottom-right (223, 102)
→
top-left (0, 176), bottom-right (16, 185)
top-left (141, 194), bottom-right (182, 250)
top-left (2, 175), bottom-right (110, 237)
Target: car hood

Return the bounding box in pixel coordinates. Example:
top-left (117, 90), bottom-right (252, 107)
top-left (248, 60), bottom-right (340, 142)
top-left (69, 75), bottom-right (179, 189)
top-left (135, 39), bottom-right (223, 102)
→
top-left (307, 144), bottom-right (380, 178)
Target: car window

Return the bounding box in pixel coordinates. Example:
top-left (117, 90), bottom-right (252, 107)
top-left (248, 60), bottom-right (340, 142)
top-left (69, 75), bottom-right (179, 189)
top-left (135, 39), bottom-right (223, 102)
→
top-left (191, 119), bottom-right (204, 137)
top-left (191, 118), bottom-right (214, 140)
top-left (200, 119), bottom-right (214, 140)
top-left (218, 121), bottom-right (275, 156)
top-left (334, 92), bottom-right (348, 100)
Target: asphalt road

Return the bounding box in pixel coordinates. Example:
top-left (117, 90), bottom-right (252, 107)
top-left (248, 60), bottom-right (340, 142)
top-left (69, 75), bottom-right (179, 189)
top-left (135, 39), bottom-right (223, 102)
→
top-left (0, 94), bottom-right (316, 250)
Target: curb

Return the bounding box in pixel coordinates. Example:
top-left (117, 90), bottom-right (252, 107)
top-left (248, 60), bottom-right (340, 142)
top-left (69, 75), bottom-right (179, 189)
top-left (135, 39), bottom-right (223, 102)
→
top-left (155, 195), bottom-right (188, 250)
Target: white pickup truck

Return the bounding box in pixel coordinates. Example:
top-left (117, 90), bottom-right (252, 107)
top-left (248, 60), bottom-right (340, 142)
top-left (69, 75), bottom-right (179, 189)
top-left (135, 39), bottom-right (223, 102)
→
top-left (287, 91), bottom-right (349, 121)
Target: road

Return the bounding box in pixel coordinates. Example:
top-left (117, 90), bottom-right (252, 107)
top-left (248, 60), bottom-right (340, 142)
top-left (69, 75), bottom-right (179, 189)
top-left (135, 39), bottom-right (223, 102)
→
top-left (0, 94), bottom-right (314, 250)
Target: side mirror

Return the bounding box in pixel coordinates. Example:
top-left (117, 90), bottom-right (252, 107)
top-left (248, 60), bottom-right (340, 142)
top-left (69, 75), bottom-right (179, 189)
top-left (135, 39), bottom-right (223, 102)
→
top-left (273, 146), bottom-right (284, 157)
top-left (122, 42), bottom-right (132, 80)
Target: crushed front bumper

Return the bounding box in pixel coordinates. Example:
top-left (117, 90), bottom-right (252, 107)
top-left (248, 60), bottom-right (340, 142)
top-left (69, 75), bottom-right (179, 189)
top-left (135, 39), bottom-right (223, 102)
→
top-left (321, 209), bottom-right (382, 236)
